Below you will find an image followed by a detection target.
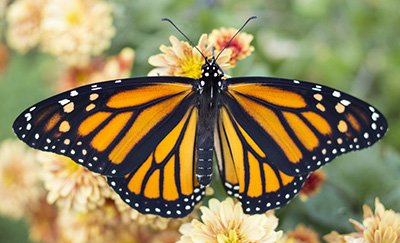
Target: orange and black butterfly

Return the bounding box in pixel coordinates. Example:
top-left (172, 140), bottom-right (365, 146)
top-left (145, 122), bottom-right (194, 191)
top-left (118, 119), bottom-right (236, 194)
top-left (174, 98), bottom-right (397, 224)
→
top-left (13, 17), bottom-right (388, 218)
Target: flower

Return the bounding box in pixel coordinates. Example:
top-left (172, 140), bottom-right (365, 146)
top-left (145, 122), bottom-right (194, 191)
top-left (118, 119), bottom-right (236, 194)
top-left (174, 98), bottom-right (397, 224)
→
top-left (177, 197), bottom-right (282, 243)
top-left (0, 42), bottom-right (9, 74)
top-left (58, 47), bottom-right (135, 91)
top-left (40, 0), bottom-right (115, 66)
top-left (6, 0), bottom-right (46, 53)
top-left (279, 224), bottom-right (321, 243)
top-left (324, 198), bottom-right (400, 243)
top-left (148, 34), bottom-right (232, 79)
top-left (0, 139), bottom-right (42, 219)
top-left (57, 198), bottom-right (147, 243)
top-left (25, 194), bottom-right (59, 243)
top-left (208, 27), bottom-right (254, 65)
top-left (38, 152), bottom-right (114, 213)
top-left (299, 169), bottom-right (326, 201)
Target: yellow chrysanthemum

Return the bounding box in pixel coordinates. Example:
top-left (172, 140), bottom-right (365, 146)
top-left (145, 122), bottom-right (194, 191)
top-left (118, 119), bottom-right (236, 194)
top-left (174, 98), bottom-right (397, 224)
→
top-left (208, 27), bottom-right (254, 65)
top-left (177, 198), bottom-right (282, 243)
top-left (148, 34), bottom-right (232, 79)
top-left (40, 0), bottom-right (115, 66)
top-left (0, 139), bottom-right (41, 219)
top-left (6, 0), bottom-right (46, 53)
top-left (38, 153), bottom-right (114, 213)
top-left (324, 198), bottom-right (400, 243)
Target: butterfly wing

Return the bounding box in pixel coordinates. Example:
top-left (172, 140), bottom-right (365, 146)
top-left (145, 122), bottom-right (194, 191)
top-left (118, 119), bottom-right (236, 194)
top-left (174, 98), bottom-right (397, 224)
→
top-left (215, 106), bottom-right (307, 214)
top-left (107, 104), bottom-right (205, 217)
top-left (215, 77), bottom-right (387, 212)
top-left (13, 77), bottom-right (196, 177)
top-left (14, 76), bottom-right (206, 217)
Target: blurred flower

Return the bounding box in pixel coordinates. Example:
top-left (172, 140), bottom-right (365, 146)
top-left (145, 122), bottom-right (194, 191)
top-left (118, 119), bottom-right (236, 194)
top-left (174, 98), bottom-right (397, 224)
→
top-left (57, 198), bottom-right (148, 243)
top-left (26, 194), bottom-right (59, 243)
top-left (279, 224), bottom-right (321, 243)
top-left (177, 197), bottom-right (282, 243)
top-left (0, 42), bottom-right (9, 74)
top-left (299, 169), bottom-right (326, 201)
top-left (148, 34), bottom-right (232, 79)
top-left (259, 34), bottom-right (299, 60)
top-left (324, 198), bottom-right (400, 243)
top-left (208, 27), bottom-right (254, 65)
top-left (59, 47), bottom-right (134, 91)
top-left (6, 0), bottom-right (46, 53)
top-left (39, 153), bottom-right (114, 213)
top-left (0, 139), bottom-right (41, 219)
top-left (40, 0), bottom-right (115, 66)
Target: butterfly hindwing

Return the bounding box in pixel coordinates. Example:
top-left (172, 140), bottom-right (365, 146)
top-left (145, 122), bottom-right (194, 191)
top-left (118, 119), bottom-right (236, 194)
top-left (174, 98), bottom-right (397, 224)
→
top-left (107, 105), bottom-right (205, 218)
top-left (13, 77), bottom-right (196, 177)
top-left (214, 106), bottom-right (307, 213)
top-left (222, 77), bottom-right (388, 177)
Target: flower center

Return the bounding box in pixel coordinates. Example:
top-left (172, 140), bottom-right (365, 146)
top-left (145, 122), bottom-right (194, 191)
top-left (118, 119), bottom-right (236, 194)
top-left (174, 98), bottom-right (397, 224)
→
top-left (180, 57), bottom-right (202, 79)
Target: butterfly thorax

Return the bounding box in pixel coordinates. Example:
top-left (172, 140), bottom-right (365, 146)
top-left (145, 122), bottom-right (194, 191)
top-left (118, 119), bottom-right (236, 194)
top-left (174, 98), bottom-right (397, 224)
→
top-left (195, 58), bottom-right (223, 186)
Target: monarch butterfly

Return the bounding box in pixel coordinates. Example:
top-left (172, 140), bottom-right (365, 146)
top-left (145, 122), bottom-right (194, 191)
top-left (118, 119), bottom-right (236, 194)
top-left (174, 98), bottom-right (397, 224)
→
top-left (13, 17), bottom-right (388, 218)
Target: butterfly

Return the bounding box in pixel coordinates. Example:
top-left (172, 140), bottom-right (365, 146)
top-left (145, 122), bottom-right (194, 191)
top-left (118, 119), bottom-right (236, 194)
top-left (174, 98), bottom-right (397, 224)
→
top-left (13, 17), bottom-right (388, 218)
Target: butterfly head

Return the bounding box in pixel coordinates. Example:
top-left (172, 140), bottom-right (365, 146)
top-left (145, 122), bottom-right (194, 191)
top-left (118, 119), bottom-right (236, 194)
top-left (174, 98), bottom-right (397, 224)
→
top-left (201, 57), bottom-right (224, 81)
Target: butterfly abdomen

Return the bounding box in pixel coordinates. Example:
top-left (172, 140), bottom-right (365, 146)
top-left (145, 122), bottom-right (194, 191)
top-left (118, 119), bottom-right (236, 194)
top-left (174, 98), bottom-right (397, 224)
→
top-left (196, 91), bottom-right (217, 186)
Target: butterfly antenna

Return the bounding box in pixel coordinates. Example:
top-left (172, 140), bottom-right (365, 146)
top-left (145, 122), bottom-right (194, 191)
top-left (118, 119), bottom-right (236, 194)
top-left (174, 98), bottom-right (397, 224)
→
top-left (162, 18), bottom-right (207, 60)
top-left (215, 16), bottom-right (257, 60)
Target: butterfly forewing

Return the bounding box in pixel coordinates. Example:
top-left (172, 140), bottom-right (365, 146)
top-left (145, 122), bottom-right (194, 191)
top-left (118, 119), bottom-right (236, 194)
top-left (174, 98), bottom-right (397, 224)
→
top-left (222, 77), bottom-right (388, 177)
top-left (13, 77), bottom-right (196, 177)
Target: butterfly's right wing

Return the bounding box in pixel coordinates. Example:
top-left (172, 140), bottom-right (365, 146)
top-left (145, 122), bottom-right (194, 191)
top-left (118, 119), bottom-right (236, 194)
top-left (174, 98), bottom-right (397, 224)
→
top-left (214, 106), bottom-right (307, 214)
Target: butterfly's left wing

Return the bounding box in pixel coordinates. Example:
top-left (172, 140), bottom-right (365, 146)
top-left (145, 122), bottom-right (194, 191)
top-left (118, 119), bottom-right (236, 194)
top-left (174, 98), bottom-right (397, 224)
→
top-left (107, 105), bottom-right (205, 218)
top-left (13, 76), bottom-right (205, 218)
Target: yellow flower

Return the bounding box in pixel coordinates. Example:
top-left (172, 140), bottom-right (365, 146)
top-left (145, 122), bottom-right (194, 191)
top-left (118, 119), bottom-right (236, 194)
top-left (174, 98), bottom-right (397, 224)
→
top-left (6, 0), bottom-right (46, 53)
top-left (0, 139), bottom-right (41, 219)
top-left (59, 47), bottom-right (135, 91)
top-left (278, 224), bottom-right (321, 243)
top-left (299, 169), bottom-right (326, 201)
top-left (177, 198), bottom-right (282, 243)
top-left (148, 34), bottom-right (232, 79)
top-left (324, 198), bottom-right (400, 243)
top-left (40, 0), bottom-right (115, 66)
top-left (38, 153), bottom-right (114, 213)
top-left (208, 27), bottom-right (254, 65)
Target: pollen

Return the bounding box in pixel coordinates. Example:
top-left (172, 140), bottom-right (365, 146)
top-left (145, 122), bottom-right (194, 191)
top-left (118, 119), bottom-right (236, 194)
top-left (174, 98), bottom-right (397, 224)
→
top-left (180, 58), bottom-right (203, 79)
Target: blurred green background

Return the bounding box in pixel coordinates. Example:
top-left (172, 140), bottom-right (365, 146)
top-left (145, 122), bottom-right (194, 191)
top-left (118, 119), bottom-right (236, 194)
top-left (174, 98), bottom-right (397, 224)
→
top-left (1, 0), bottom-right (399, 242)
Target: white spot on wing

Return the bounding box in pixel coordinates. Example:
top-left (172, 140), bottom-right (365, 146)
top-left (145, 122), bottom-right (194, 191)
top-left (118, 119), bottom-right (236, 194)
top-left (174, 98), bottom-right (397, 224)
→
top-left (332, 91), bottom-right (341, 98)
top-left (70, 90), bottom-right (78, 97)
top-left (340, 99), bottom-right (351, 106)
top-left (58, 99), bottom-right (70, 106)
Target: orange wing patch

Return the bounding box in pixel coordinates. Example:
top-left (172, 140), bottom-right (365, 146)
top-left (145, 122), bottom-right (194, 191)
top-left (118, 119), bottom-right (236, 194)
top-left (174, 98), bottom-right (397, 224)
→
top-left (107, 83), bottom-right (191, 108)
top-left (230, 83), bottom-right (307, 108)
